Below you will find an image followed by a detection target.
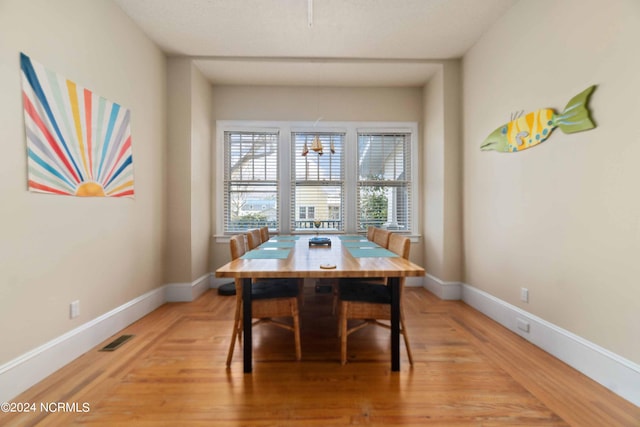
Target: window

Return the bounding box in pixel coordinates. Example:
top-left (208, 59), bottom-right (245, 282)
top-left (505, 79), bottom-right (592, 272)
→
top-left (357, 133), bottom-right (412, 232)
top-left (328, 205), bottom-right (340, 220)
top-left (223, 131), bottom-right (279, 233)
top-left (217, 121), bottom-right (418, 237)
top-left (292, 132), bottom-right (344, 232)
top-left (299, 206), bottom-right (315, 220)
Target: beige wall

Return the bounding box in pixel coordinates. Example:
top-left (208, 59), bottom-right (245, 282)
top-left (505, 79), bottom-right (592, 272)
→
top-left (166, 59), bottom-right (192, 282)
top-left (209, 85), bottom-right (425, 270)
top-left (190, 65), bottom-right (213, 280)
top-left (463, 0), bottom-right (640, 363)
top-left (422, 62), bottom-right (463, 282)
top-left (211, 85), bottom-right (423, 122)
top-left (166, 59), bottom-right (213, 283)
top-left (0, 0), bottom-right (167, 364)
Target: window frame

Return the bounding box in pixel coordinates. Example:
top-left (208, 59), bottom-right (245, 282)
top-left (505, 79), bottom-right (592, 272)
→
top-left (215, 121), bottom-right (419, 241)
top-left (291, 130), bottom-right (346, 233)
top-left (222, 130), bottom-right (281, 235)
top-left (356, 131), bottom-right (413, 233)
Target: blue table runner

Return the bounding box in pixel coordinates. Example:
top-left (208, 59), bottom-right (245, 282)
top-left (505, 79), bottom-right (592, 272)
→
top-left (347, 247), bottom-right (398, 258)
top-left (241, 249), bottom-right (291, 259)
top-left (260, 241), bottom-right (296, 248)
top-left (342, 240), bottom-right (379, 248)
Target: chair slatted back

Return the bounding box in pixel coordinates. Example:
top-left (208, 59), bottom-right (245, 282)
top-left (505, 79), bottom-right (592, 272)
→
top-left (259, 226), bottom-right (269, 243)
top-left (373, 228), bottom-right (391, 248)
top-left (247, 229), bottom-right (262, 250)
top-left (388, 233), bottom-right (410, 259)
top-left (230, 235), bottom-right (246, 261)
top-left (366, 226), bottom-right (376, 241)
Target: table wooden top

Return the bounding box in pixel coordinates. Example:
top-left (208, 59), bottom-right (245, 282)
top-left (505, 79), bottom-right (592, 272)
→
top-left (215, 235), bottom-right (425, 279)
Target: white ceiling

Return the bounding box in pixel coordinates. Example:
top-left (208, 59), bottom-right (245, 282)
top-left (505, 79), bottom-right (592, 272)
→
top-left (114, 0), bottom-right (517, 87)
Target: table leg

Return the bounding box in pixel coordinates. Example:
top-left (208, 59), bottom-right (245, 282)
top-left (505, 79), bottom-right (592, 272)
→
top-left (242, 277), bottom-right (253, 373)
top-left (389, 276), bottom-right (400, 372)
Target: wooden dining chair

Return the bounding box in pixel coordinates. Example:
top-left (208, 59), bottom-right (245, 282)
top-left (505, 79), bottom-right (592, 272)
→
top-left (259, 226), bottom-right (269, 243)
top-left (373, 228), bottom-right (391, 248)
top-left (362, 226), bottom-right (389, 283)
top-left (338, 233), bottom-right (413, 365)
top-left (226, 235), bottom-right (302, 366)
top-left (246, 228), bottom-right (262, 250)
top-left (248, 228), bottom-right (305, 307)
top-left (331, 226), bottom-right (383, 314)
top-left (366, 225), bottom-right (376, 241)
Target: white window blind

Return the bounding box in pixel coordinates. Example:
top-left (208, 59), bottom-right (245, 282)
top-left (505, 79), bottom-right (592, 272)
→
top-left (291, 132), bottom-right (345, 232)
top-left (223, 131), bottom-right (279, 233)
top-left (357, 132), bottom-right (412, 232)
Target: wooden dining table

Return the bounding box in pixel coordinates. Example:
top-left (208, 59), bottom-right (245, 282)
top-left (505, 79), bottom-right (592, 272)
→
top-left (215, 234), bottom-right (425, 373)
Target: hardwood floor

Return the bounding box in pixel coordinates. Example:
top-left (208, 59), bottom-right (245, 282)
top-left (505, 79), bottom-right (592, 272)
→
top-left (2, 286), bottom-right (638, 426)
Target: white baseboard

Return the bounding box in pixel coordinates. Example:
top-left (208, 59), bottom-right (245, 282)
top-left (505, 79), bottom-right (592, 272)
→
top-left (0, 286), bottom-right (166, 403)
top-left (165, 273), bottom-right (212, 302)
top-left (405, 276), bottom-right (424, 287)
top-left (423, 273), bottom-right (462, 299)
top-left (459, 283), bottom-right (640, 407)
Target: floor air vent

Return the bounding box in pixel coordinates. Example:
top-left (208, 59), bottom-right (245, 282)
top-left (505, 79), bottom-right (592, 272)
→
top-left (99, 334), bottom-right (134, 352)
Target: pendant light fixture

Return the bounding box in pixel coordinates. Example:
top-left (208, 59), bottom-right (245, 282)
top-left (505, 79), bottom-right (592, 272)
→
top-left (311, 135), bottom-right (323, 154)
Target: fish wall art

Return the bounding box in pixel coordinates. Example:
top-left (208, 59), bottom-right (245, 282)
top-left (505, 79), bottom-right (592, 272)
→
top-left (480, 85), bottom-right (596, 153)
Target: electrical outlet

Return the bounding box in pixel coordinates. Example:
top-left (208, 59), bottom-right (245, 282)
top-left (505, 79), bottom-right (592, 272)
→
top-left (517, 317), bottom-right (530, 333)
top-left (70, 300), bottom-right (80, 319)
top-left (520, 287), bottom-right (529, 303)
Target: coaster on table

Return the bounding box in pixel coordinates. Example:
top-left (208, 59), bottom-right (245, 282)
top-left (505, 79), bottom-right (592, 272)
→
top-left (320, 263), bottom-right (336, 269)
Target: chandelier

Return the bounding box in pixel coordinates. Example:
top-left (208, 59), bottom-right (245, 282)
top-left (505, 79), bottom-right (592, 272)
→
top-left (302, 135), bottom-right (335, 156)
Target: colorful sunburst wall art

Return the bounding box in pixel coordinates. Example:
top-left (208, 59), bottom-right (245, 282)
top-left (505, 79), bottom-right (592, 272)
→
top-left (20, 53), bottom-right (134, 198)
